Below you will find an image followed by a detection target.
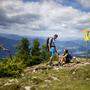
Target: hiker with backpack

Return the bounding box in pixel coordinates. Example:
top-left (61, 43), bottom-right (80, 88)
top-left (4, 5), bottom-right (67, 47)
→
top-left (47, 34), bottom-right (58, 66)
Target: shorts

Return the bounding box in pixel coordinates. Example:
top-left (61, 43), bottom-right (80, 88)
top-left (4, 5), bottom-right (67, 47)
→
top-left (50, 47), bottom-right (55, 57)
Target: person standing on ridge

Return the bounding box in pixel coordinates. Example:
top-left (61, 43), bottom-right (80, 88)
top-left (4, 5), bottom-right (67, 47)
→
top-left (46, 34), bottom-right (58, 66)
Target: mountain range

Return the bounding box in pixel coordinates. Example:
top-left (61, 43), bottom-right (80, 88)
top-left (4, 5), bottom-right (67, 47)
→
top-left (0, 33), bottom-right (90, 58)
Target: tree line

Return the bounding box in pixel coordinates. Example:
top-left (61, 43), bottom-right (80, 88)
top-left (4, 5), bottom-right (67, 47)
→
top-left (0, 38), bottom-right (49, 77)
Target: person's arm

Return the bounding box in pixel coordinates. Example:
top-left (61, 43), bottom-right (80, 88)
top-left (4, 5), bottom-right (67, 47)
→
top-left (54, 46), bottom-right (58, 53)
top-left (63, 53), bottom-right (68, 57)
top-left (48, 44), bottom-right (50, 52)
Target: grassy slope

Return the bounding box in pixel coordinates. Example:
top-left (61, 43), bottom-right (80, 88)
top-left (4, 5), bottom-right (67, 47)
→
top-left (0, 58), bottom-right (90, 90)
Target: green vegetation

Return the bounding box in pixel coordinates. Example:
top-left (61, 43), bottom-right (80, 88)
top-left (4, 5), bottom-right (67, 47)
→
top-left (40, 44), bottom-right (50, 62)
top-left (0, 38), bottom-right (90, 90)
top-left (0, 38), bottom-right (49, 77)
top-left (30, 39), bottom-right (41, 65)
top-left (0, 59), bottom-right (89, 90)
top-left (16, 38), bottom-right (31, 66)
top-left (0, 58), bottom-right (24, 77)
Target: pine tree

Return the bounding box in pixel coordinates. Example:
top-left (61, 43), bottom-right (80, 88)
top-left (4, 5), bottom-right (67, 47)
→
top-left (16, 38), bottom-right (31, 65)
top-left (31, 39), bottom-right (40, 56)
top-left (31, 39), bottom-right (41, 65)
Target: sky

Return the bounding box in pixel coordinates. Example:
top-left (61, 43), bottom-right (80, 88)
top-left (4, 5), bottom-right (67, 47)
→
top-left (0, 0), bottom-right (90, 40)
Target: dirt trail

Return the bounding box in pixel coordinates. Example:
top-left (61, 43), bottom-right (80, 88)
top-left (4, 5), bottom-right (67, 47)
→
top-left (24, 61), bottom-right (90, 74)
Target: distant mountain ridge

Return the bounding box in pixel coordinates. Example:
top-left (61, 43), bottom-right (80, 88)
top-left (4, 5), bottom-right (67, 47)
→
top-left (0, 33), bottom-right (46, 58)
top-left (56, 40), bottom-right (90, 57)
top-left (0, 36), bottom-right (18, 58)
top-left (0, 33), bottom-right (90, 58)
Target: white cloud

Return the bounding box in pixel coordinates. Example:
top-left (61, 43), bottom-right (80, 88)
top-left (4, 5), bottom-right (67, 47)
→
top-left (76, 0), bottom-right (90, 8)
top-left (0, 0), bottom-right (90, 40)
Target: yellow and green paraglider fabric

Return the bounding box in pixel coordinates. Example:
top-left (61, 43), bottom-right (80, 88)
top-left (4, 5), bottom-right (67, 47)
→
top-left (83, 30), bottom-right (90, 41)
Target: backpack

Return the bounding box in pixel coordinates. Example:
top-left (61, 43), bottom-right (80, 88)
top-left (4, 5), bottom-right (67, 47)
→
top-left (46, 37), bottom-right (53, 51)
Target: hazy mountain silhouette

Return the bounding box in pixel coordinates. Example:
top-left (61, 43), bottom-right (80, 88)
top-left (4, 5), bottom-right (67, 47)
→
top-left (0, 33), bottom-right (90, 58)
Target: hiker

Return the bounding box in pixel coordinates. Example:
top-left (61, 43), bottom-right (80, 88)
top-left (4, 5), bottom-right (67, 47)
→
top-left (46, 34), bottom-right (58, 66)
top-left (58, 49), bottom-right (72, 65)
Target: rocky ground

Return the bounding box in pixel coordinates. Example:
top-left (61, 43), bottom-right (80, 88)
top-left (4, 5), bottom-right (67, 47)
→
top-left (0, 58), bottom-right (90, 90)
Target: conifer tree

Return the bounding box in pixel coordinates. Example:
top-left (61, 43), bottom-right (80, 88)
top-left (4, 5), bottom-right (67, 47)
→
top-left (16, 38), bottom-right (31, 64)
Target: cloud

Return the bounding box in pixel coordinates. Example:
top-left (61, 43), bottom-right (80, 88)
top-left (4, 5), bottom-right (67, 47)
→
top-left (76, 0), bottom-right (90, 8)
top-left (0, 0), bottom-right (90, 40)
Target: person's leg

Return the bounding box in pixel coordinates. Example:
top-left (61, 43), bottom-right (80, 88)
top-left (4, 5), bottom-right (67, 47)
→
top-left (49, 47), bottom-right (55, 66)
top-left (62, 58), bottom-right (66, 64)
top-left (49, 56), bottom-right (53, 66)
top-left (60, 56), bottom-right (66, 66)
top-left (58, 56), bottom-right (62, 66)
top-left (61, 57), bottom-right (64, 66)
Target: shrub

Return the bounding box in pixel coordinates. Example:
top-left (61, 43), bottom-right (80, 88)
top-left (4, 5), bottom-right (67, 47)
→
top-left (0, 58), bottom-right (24, 77)
top-left (40, 44), bottom-right (50, 62)
top-left (0, 84), bottom-right (25, 90)
top-left (30, 56), bottom-right (41, 66)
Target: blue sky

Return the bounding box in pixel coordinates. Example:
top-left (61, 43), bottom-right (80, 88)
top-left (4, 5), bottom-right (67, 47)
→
top-left (23, 0), bottom-right (90, 11)
top-left (0, 0), bottom-right (90, 40)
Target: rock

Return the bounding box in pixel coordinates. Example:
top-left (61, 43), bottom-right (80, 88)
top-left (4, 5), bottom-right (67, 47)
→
top-left (9, 79), bottom-right (19, 83)
top-left (53, 67), bottom-right (59, 70)
top-left (4, 82), bottom-right (12, 86)
top-left (51, 76), bottom-right (59, 81)
top-left (86, 78), bottom-right (90, 81)
top-left (24, 85), bottom-right (38, 90)
top-left (24, 86), bottom-right (31, 90)
top-left (21, 73), bottom-right (25, 77)
top-left (33, 70), bottom-right (36, 73)
top-left (72, 71), bottom-right (76, 75)
top-left (9, 79), bottom-right (14, 83)
top-left (45, 80), bottom-right (51, 83)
